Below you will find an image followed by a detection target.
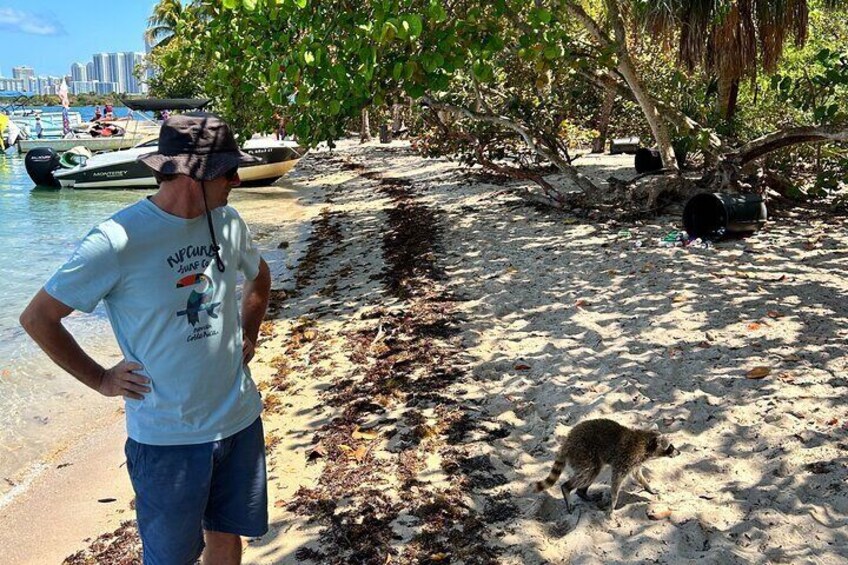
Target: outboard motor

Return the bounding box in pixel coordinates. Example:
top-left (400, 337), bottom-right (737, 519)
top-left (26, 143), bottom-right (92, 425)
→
top-left (25, 147), bottom-right (62, 188)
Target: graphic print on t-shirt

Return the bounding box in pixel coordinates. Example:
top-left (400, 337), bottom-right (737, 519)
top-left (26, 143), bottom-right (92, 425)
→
top-left (176, 273), bottom-right (222, 327)
top-left (167, 243), bottom-right (223, 341)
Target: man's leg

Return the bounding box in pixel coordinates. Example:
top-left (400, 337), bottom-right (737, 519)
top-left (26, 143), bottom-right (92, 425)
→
top-left (124, 438), bottom-right (212, 564)
top-left (202, 531), bottom-right (242, 565)
top-left (203, 417), bottom-right (268, 559)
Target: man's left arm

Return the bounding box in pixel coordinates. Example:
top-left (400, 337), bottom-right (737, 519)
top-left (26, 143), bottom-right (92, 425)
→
top-left (241, 258), bottom-right (271, 365)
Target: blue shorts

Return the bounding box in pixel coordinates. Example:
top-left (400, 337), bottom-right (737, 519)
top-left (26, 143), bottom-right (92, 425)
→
top-left (125, 417), bottom-right (268, 565)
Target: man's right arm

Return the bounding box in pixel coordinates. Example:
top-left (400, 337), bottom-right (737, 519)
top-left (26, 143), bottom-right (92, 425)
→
top-left (20, 289), bottom-right (150, 400)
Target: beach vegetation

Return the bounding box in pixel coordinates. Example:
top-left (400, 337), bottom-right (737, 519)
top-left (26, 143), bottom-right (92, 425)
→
top-left (150, 0), bottom-right (848, 216)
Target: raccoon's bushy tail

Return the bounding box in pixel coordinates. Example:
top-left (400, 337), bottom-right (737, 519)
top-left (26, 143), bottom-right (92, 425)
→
top-left (535, 449), bottom-right (568, 492)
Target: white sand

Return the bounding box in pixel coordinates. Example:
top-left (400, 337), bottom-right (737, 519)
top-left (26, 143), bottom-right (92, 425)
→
top-left (5, 141), bottom-right (847, 564)
top-left (246, 141), bottom-right (848, 564)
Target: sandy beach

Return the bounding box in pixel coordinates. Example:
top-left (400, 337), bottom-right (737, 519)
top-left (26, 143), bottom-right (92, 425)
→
top-left (4, 140), bottom-right (847, 564)
top-left (0, 179), bottom-right (321, 565)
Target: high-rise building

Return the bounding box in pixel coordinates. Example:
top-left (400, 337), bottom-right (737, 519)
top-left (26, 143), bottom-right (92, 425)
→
top-left (96, 81), bottom-right (118, 95)
top-left (12, 66), bottom-right (35, 81)
top-left (121, 52), bottom-right (145, 94)
top-left (0, 78), bottom-right (26, 92)
top-left (35, 77), bottom-right (55, 96)
top-left (107, 53), bottom-right (126, 93)
top-left (12, 66), bottom-right (35, 91)
top-left (71, 63), bottom-right (87, 82)
top-left (70, 81), bottom-right (97, 95)
top-left (92, 53), bottom-right (110, 83)
top-left (86, 62), bottom-right (95, 82)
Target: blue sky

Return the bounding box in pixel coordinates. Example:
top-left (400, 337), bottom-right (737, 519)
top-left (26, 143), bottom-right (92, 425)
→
top-left (0, 1), bottom-right (156, 77)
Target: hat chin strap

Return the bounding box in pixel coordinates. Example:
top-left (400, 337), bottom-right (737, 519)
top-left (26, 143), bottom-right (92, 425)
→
top-left (201, 181), bottom-right (226, 273)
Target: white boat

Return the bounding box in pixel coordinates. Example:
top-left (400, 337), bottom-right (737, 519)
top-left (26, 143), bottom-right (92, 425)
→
top-left (26, 137), bottom-right (306, 189)
top-left (25, 98), bottom-right (307, 189)
top-left (16, 110), bottom-right (160, 154)
top-left (16, 127), bottom-right (159, 154)
top-left (9, 109), bottom-right (84, 141)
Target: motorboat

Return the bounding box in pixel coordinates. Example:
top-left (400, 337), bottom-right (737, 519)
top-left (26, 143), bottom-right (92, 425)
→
top-left (9, 109), bottom-right (85, 141)
top-left (1, 95), bottom-right (81, 142)
top-left (14, 97), bottom-right (182, 154)
top-left (16, 120), bottom-right (160, 154)
top-left (24, 97), bottom-right (306, 188)
top-left (25, 136), bottom-right (306, 188)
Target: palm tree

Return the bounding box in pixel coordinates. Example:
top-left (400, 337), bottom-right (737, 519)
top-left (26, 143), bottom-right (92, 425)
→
top-left (145, 0), bottom-right (184, 50)
top-left (632, 0), bottom-right (847, 121)
top-left (565, 0), bottom-right (846, 169)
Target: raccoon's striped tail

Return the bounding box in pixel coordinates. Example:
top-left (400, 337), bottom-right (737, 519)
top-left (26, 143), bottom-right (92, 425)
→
top-left (535, 455), bottom-right (567, 492)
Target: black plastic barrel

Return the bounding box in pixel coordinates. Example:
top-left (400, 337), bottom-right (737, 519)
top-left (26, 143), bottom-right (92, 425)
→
top-left (683, 192), bottom-right (767, 239)
top-left (635, 148), bottom-right (663, 173)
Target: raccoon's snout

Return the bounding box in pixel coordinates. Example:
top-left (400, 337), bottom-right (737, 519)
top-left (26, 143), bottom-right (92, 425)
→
top-left (665, 444), bottom-right (680, 457)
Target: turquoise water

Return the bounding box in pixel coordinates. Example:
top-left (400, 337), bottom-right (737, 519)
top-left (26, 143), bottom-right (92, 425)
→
top-left (0, 114), bottom-right (305, 497)
top-left (0, 150), bottom-right (148, 494)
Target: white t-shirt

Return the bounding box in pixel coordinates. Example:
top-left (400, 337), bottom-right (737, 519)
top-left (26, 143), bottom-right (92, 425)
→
top-left (45, 197), bottom-right (263, 445)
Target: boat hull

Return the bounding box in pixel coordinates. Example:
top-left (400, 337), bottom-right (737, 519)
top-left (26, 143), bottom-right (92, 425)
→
top-left (51, 143), bottom-right (304, 189)
top-left (18, 134), bottom-right (157, 154)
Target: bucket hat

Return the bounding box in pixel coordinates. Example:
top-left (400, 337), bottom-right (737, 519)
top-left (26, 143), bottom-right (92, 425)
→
top-left (138, 112), bottom-right (259, 180)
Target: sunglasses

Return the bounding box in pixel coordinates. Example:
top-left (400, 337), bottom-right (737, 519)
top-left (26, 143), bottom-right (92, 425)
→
top-left (225, 167), bottom-right (239, 180)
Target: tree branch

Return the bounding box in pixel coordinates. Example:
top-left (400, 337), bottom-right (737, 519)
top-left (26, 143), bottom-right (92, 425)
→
top-left (420, 95), bottom-right (599, 193)
top-left (727, 125), bottom-right (848, 165)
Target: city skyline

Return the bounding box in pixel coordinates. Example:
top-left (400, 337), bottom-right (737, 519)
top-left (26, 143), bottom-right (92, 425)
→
top-left (1, 50), bottom-right (149, 95)
top-left (0, 1), bottom-right (154, 76)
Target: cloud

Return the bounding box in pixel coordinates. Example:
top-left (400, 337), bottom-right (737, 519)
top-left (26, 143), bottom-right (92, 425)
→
top-left (0, 7), bottom-right (66, 36)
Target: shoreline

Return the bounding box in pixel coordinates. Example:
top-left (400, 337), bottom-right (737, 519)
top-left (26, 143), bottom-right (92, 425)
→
top-left (0, 170), bottom-right (324, 564)
top-left (5, 140), bottom-right (847, 563)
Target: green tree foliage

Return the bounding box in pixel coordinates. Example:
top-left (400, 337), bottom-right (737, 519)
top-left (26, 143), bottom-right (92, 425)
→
top-left (153, 0), bottom-right (848, 207)
top-left (146, 0), bottom-right (187, 49)
top-left (160, 0), bottom-right (618, 203)
top-left (167, 2), bottom-right (603, 141)
top-left (145, 4), bottom-right (211, 100)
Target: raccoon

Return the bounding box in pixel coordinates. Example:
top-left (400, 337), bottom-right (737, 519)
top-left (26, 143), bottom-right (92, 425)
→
top-left (535, 418), bottom-right (679, 516)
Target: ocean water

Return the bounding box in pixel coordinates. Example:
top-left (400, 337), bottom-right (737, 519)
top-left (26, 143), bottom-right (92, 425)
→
top-left (0, 150), bottom-right (144, 498)
top-left (0, 113), bottom-right (306, 500)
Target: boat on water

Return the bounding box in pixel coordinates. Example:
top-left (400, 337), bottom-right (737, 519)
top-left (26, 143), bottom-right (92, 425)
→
top-left (24, 98), bottom-right (307, 189)
top-left (14, 97), bottom-right (177, 154)
top-left (9, 109), bottom-right (85, 141)
top-left (26, 136), bottom-right (305, 189)
top-left (16, 119), bottom-right (161, 154)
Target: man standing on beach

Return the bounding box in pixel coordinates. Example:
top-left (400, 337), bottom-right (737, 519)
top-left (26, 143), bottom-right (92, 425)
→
top-left (20, 113), bottom-right (272, 564)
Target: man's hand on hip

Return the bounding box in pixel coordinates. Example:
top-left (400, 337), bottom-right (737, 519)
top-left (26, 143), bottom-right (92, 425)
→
top-left (98, 360), bottom-right (150, 400)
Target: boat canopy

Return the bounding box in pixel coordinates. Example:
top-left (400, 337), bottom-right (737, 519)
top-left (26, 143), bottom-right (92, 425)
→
top-left (121, 98), bottom-right (212, 112)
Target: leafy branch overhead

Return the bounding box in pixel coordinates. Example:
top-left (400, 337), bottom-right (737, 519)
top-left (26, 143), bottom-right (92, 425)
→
top-left (149, 0), bottom-right (848, 214)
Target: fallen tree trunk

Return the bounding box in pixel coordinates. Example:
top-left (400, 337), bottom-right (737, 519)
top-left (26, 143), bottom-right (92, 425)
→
top-left (710, 125), bottom-right (848, 192)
